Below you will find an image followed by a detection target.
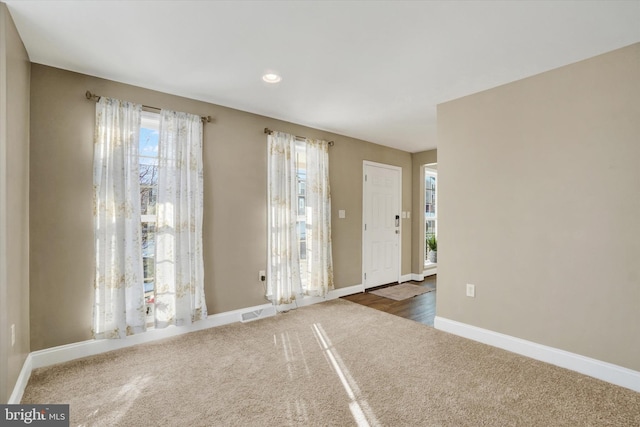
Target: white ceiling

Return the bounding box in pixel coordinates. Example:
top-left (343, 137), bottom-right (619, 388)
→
top-left (5, 1), bottom-right (640, 153)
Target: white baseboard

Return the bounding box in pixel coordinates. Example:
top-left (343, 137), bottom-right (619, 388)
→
top-left (403, 273), bottom-right (437, 282)
top-left (292, 284), bottom-right (365, 309)
top-left (8, 354), bottom-right (32, 404)
top-left (400, 274), bottom-right (413, 283)
top-left (330, 284), bottom-right (364, 298)
top-left (407, 268), bottom-right (437, 283)
top-left (10, 283), bottom-right (365, 402)
top-left (434, 316), bottom-right (640, 393)
top-left (27, 301), bottom-right (277, 372)
top-left (423, 267), bottom-right (437, 277)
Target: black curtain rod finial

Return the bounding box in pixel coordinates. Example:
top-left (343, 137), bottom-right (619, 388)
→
top-left (85, 90), bottom-right (100, 101)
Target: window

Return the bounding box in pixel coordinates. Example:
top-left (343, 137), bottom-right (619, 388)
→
top-left (93, 99), bottom-right (206, 338)
top-left (295, 140), bottom-right (307, 288)
top-left (267, 131), bottom-right (333, 304)
top-left (139, 111), bottom-right (160, 324)
top-left (425, 166), bottom-right (437, 265)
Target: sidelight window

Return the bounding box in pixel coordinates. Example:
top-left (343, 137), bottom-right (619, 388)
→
top-left (425, 167), bottom-right (437, 265)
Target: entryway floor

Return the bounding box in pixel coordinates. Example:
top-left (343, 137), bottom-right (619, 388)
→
top-left (342, 275), bottom-right (437, 326)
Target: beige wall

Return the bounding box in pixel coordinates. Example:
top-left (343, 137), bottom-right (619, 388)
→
top-left (0, 3), bottom-right (30, 403)
top-left (411, 149), bottom-right (437, 273)
top-left (437, 43), bottom-right (640, 371)
top-left (29, 64), bottom-right (413, 351)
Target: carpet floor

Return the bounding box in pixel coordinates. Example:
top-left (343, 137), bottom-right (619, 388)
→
top-left (22, 299), bottom-right (639, 426)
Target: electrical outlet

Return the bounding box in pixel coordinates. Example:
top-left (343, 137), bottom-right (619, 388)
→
top-left (466, 284), bottom-right (475, 298)
top-left (11, 324), bottom-right (15, 347)
top-left (259, 270), bottom-right (266, 282)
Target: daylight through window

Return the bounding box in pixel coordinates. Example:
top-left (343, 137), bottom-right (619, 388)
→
top-left (139, 111), bottom-right (160, 324)
top-left (295, 140), bottom-right (308, 289)
top-left (425, 167), bottom-right (437, 265)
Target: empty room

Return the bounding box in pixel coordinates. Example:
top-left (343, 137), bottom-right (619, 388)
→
top-left (1, 1), bottom-right (638, 425)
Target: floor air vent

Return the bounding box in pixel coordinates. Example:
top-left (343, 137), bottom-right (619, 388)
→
top-left (241, 306), bottom-right (275, 323)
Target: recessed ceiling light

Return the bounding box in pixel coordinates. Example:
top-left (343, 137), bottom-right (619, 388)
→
top-left (262, 73), bottom-right (282, 84)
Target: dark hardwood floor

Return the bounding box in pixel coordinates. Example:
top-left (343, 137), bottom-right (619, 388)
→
top-left (342, 275), bottom-right (437, 326)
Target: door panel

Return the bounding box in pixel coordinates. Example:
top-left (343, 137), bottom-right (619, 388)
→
top-left (363, 162), bottom-right (400, 288)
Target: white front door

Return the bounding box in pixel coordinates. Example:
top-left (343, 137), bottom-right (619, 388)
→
top-left (363, 162), bottom-right (401, 289)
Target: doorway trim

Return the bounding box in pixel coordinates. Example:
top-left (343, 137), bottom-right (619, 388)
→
top-left (362, 160), bottom-right (402, 289)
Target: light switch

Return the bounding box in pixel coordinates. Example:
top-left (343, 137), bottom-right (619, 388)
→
top-left (401, 212), bottom-right (407, 219)
top-left (466, 284), bottom-right (476, 298)
top-left (338, 210), bottom-right (346, 219)
top-left (407, 212), bottom-right (411, 219)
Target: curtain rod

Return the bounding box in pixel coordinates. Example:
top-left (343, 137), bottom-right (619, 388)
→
top-left (85, 91), bottom-right (212, 123)
top-left (264, 128), bottom-right (334, 146)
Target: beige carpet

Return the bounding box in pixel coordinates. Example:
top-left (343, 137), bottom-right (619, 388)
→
top-left (22, 300), bottom-right (639, 426)
top-left (369, 283), bottom-right (435, 301)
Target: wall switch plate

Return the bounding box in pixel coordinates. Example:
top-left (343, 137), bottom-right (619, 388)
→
top-left (11, 324), bottom-right (15, 346)
top-left (338, 210), bottom-right (346, 219)
top-left (402, 212), bottom-right (407, 218)
top-left (466, 284), bottom-right (476, 298)
top-left (407, 212), bottom-right (410, 218)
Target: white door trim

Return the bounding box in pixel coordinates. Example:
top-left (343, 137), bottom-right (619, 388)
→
top-left (362, 161), bottom-right (402, 289)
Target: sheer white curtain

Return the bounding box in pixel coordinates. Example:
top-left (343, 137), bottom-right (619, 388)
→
top-left (304, 139), bottom-right (334, 296)
top-left (93, 97), bottom-right (146, 339)
top-left (155, 110), bottom-right (207, 327)
top-left (267, 131), bottom-right (301, 304)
